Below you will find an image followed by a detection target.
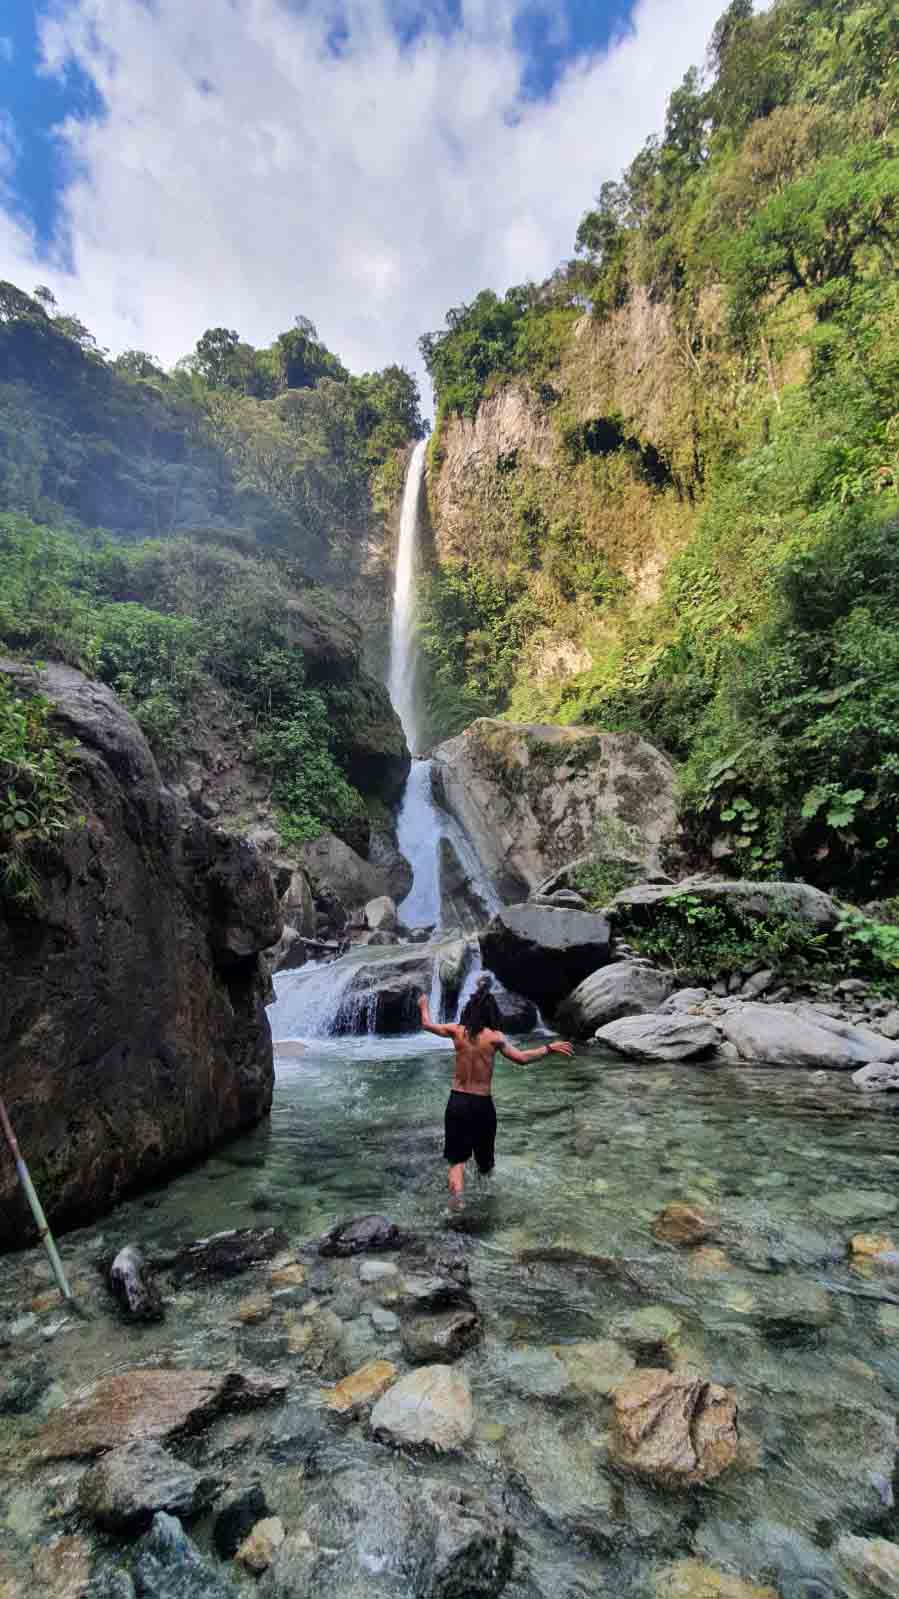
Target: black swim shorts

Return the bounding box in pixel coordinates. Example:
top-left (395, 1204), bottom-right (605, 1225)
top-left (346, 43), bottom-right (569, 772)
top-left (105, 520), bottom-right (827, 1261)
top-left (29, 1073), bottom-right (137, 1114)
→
top-left (444, 1090), bottom-right (497, 1174)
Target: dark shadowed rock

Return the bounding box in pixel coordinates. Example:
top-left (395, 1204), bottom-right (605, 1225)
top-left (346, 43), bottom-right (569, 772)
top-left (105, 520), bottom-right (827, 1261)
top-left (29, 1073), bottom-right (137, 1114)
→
top-left (213, 1486), bottom-right (271, 1559)
top-left (402, 1308), bottom-right (482, 1363)
top-left (134, 1511), bottom-right (240, 1599)
top-left (319, 1214), bottom-right (403, 1257)
top-left (168, 1228), bottom-right (288, 1284)
top-left (438, 837), bottom-right (492, 932)
top-left (480, 904), bottom-right (612, 1011)
top-left (0, 658), bottom-right (280, 1249)
top-left (557, 960), bottom-right (674, 1038)
top-left (78, 1440), bottom-right (224, 1534)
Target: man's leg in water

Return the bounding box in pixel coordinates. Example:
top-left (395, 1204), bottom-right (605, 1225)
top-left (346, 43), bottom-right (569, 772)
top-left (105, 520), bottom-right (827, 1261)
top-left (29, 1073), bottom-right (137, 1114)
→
top-left (448, 1161), bottom-right (465, 1200)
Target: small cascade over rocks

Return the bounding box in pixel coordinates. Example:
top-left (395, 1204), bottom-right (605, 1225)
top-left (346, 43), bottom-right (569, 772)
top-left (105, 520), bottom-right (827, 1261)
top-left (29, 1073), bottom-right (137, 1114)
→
top-left (269, 444), bottom-right (505, 1040)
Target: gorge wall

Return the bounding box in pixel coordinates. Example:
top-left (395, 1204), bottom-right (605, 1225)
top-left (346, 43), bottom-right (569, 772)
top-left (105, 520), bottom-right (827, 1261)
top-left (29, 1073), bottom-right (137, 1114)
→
top-left (0, 659), bottom-right (282, 1248)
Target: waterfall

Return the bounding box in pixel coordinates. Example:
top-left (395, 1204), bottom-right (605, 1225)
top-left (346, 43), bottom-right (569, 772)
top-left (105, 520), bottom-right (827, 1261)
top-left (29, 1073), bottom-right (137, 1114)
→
top-left (388, 437), bottom-right (427, 753)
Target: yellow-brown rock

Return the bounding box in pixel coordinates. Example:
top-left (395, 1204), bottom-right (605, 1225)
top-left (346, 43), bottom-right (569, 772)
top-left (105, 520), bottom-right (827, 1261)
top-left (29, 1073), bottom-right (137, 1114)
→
top-left (849, 1233), bottom-right (896, 1266)
top-left (237, 1517), bottom-right (286, 1573)
top-left (287, 1322), bottom-right (315, 1356)
top-left (322, 1360), bottom-right (397, 1415)
top-left (237, 1292), bottom-right (273, 1324)
top-left (269, 1263), bottom-right (307, 1289)
top-left (653, 1203), bottom-right (717, 1247)
top-left (688, 1247), bottom-right (732, 1279)
top-left (611, 1368), bottom-right (738, 1486)
top-left (655, 1560), bottom-right (778, 1599)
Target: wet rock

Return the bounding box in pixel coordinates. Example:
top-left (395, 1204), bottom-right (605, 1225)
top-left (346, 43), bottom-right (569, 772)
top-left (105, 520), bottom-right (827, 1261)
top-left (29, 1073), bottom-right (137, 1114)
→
top-left (319, 1214), bottom-right (403, 1256)
top-left (237, 1519), bottom-right (285, 1574)
top-left (596, 1014), bottom-right (720, 1061)
top-left (86, 1570), bottom-right (136, 1599)
top-left (557, 961), bottom-right (674, 1039)
top-left (370, 1363), bottom-right (474, 1451)
top-left (610, 1369), bottom-right (738, 1486)
top-left (321, 1359), bottom-right (397, 1415)
top-left (358, 1259), bottom-right (399, 1284)
top-left (27, 1367), bottom-right (287, 1461)
top-left (402, 1309), bottom-right (482, 1363)
top-left (503, 1415), bottom-right (613, 1538)
top-left (688, 1248), bottom-right (733, 1279)
top-left (364, 895), bottom-right (397, 932)
top-left (268, 1262), bottom-right (307, 1289)
top-left (653, 1203), bottom-right (718, 1246)
top-left (496, 1345), bottom-right (571, 1401)
top-left (214, 1486), bottom-right (271, 1559)
top-left (134, 1511), bottom-right (240, 1598)
top-left (611, 1305), bottom-right (683, 1356)
top-left (655, 1561), bottom-right (778, 1599)
top-left (549, 1339), bottom-right (635, 1397)
top-left (438, 838), bottom-right (492, 932)
top-left (814, 1188), bottom-right (898, 1224)
top-left (370, 1306), bottom-right (399, 1332)
top-left (748, 1278), bottom-right (832, 1338)
top-left (849, 1232), bottom-right (897, 1261)
top-left (397, 1273), bottom-right (475, 1313)
top-left (785, 1393), bottom-right (897, 1520)
top-left (694, 1518), bottom-right (840, 1599)
top-left (480, 904), bottom-right (612, 1011)
top-left (77, 1440), bottom-right (223, 1534)
top-left (237, 1292), bottom-right (272, 1325)
top-left (854, 1060), bottom-right (899, 1092)
top-left (491, 982), bottom-right (539, 1033)
top-left (168, 1228), bottom-right (288, 1284)
top-left (837, 1535), bottom-right (899, 1596)
top-left (263, 1465), bottom-right (513, 1599)
top-left (110, 1245), bottom-right (164, 1324)
top-left (29, 1537), bottom-right (92, 1599)
top-left (0, 1358), bottom-right (51, 1416)
top-left (262, 1401), bottom-right (343, 1470)
top-left (722, 1004), bottom-right (894, 1070)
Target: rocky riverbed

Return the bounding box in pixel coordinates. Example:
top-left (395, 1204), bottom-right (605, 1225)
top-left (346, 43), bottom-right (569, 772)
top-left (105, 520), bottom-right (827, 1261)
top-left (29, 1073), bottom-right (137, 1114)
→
top-left (1, 1034), bottom-right (898, 1598)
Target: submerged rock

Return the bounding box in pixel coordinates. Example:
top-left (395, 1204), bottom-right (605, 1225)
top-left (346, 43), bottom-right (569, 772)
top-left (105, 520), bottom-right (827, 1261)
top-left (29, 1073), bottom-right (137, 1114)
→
top-left (321, 1360), bottom-right (397, 1415)
top-left (480, 904), bottom-right (612, 1011)
top-left (134, 1511), bottom-right (240, 1599)
top-left (26, 1367), bottom-right (286, 1462)
top-left (109, 1245), bottom-right (164, 1324)
top-left (319, 1214), bottom-right (403, 1257)
top-left (236, 1519), bottom-right (285, 1575)
top-left (401, 1309), bottom-right (482, 1364)
top-left (214, 1487), bottom-right (271, 1559)
top-left (652, 1203), bottom-right (718, 1246)
top-left (78, 1440), bottom-right (223, 1535)
top-left (836, 1534), bottom-right (899, 1596)
top-left (502, 1415), bottom-right (613, 1538)
top-left (654, 1561), bottom-right (778, 1599)
top-left (369, 1364), bottom-right (474, 1451)
top-left (557, 961), bottom-right (674, 1039)
top-left (610, 1369), bottom-right (738, 1486)
top-left (168, 1228), bottom-right (288, 1284)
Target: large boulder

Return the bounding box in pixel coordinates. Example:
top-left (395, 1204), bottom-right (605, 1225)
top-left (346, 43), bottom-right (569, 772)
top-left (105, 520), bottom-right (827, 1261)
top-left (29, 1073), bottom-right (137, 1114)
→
top-left (480, 904), bottom-right (612, 1011)
top-left (557, 960), bottom-right (674, 1038)
top-left (297, 833), bottom-right (398, 916)
top-left (595, 1014), bottom-right (720, 1061)
top-left (610, 1369), bottom-right (738, 1486)
top-left (0, 660), bottom-right (280, 1250)
top-left (854, 1060), bottom-right (899, 1091)
top-left (432, 720), bottom-right (679, 901)
top-left (438, 836), bottom-right (492, 932)
top-left (721, 1004), bottom-right (898, 1070)
top-left (608, 875), bottom-right (841, 932)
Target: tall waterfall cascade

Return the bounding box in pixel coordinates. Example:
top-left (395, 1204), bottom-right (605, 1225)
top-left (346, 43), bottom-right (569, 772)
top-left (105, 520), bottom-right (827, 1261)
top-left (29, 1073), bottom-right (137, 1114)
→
top-left (269, 439), bottom-right (501, 1040)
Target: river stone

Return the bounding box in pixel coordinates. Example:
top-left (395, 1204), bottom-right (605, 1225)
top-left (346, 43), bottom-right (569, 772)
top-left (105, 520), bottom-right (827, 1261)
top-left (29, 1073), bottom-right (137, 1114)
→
top-left (77, 1440), bottom-right (223, 1534)
top-left (168, 1228), bottom-right (288, 1283)
top-left (610, 1369), bottom-right (738, 1486)
top-left (134, 1511), bottom-right (240, 1599)
top-left (611, 1306), bottom-right (683, 1355)
top-left (557, 961), bottom-right (674, 1038)
top-left (237, 1292), bottom-right (272, 1325)
top-left (321, 1359), bottom-right (397, 1415)
top-left (480, 904), bottom-right (612, 1011)
top-left (369, 1364), bottom-right (474, 1451)
top-left (550, 1339), bottom-right (635, 1397)
top-left (784, 1393), bottom-right (897, 1520)
top-left (358, 1259), bottom-right (399, 1284)
top-left (721, 1004), bottom-right (892, 1070)
top-left (402, 1309), bottom-right (482, 1364)
top-left (836, 1536), bottom-right (899, 1597)
top-left (261, 1465), bottom-right (513, 1599)
top-left (814, 1188), bottom-right (898, 1223)
top-left (110, 1245), bottom-right (164, 1324)
top-left (653, 1203), bottom-right (718, 1246)
top-left (236, 1519), bottom-right (285, 1574)
top-left (502, 1415), bottom-right (614, 1537)
top-left (214, 1487), bottom-right (271, 1559)
top-left (497, 1345), bottom-right (571, 1401)
top-left (748, 1277), bottom-right (832, 1337)
top-left (854, 1060), bottom-right (899, 1091)
top-left (319, 1214), bottom-right (403, 1256)
top-left (595, 1014), bottom-right (720, 1061)
top-left (694, 1518), bottom-right (840, 1599)
top-left (26, 1367), bottom-right (286, 1461)
top-left (850, 1233), bottom-right (897, 1264)
top-left (655, 1562), bottom-right (778, 1599)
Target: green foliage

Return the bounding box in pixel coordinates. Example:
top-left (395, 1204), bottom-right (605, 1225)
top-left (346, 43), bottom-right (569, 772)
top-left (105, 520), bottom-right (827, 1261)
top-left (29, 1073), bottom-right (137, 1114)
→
top-left (95, 604), bottom-right (202, 759)
top-left (420, 289), bottom-right (577, 419)
top-left (0, 675), bottom-right (80, 909)
top-left (569, 858), bottom-right (638, 909)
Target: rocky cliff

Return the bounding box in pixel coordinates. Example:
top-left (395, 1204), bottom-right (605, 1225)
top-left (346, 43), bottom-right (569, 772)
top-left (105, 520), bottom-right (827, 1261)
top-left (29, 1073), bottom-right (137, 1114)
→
top-left (0, 660), bottom-right (281, 1249)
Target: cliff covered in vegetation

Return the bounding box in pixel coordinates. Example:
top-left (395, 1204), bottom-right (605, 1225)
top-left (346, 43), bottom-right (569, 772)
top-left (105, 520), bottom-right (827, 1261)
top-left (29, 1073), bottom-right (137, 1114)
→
top-left (419, 0), bottom-right (899, 900)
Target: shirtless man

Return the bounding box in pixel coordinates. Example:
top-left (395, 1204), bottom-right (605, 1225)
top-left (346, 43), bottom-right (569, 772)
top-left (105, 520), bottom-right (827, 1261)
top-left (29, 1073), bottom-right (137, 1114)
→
top-left (417, 978), bottom-right (574, 1202)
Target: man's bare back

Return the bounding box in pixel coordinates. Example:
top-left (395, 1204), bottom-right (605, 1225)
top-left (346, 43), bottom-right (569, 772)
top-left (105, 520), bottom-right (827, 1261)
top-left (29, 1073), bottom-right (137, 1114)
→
top-left (417, 989), bottom-right (573, 1201)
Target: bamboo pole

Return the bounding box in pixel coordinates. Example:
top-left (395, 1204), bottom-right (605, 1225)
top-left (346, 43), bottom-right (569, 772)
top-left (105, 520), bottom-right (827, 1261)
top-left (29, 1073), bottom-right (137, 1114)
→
top-left (0, 1093), bottom-right (74, 1304)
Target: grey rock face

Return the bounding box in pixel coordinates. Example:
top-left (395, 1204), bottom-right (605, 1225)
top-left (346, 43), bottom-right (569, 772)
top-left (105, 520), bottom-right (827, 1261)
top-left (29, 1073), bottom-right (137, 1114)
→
top-left (480, 904), bottom-right (611, 1011)
top-left (260, 1465), bottom-right (513, 1599)
top-left (557, 960), bottom-right (674, 1038)
top-left (0, 658), bottom-right (279, 1249)
top-left (432, 720), bottom-right (679, 900)
top-left (438, 836), bottom-right (492, 932)
top-left (78, 1440), bottom-right (223, 1534)
top-left (595, 1014), bottom-right (720, 1061)
top-left (608, 875), bottom-right (841, 931)
top-left (134, 1511), bottom-right (240, 1598)
top-left (853, 1060), bottom-right (899, 1091)
top-left (721, 1004), bottom-right (895, 1069)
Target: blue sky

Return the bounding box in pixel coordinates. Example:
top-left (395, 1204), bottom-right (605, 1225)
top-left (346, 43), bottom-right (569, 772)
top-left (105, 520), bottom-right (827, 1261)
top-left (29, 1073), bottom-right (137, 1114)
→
top-left (0, 0), bottom-right (726, 382)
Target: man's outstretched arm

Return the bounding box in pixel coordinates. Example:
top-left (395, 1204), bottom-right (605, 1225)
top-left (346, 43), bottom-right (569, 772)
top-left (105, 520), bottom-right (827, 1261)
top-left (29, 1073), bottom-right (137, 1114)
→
top-left (418, 992), bottom-right (460, 1039)
top-left (499, 1035), bottom-right (574, 1064)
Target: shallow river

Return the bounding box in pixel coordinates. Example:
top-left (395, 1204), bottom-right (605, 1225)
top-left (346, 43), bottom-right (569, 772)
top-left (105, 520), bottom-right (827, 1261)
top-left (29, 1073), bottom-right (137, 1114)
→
top-left (2, 1028), bottom-right (899, 1597)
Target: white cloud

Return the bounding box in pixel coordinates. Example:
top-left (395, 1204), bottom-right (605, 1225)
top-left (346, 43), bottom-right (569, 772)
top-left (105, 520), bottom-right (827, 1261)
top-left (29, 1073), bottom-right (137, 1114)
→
top-left (0, 0), bottom-right (726, 399)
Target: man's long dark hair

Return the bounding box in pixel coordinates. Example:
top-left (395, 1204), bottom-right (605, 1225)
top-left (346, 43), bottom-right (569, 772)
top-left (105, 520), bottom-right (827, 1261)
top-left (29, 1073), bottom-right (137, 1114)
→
top-left (459, 977), bottom-right (500, 1039)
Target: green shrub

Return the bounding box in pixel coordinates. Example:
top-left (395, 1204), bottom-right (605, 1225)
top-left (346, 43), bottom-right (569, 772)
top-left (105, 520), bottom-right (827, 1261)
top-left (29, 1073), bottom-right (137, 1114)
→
top-left (0, 675), bottom-right (80, 909)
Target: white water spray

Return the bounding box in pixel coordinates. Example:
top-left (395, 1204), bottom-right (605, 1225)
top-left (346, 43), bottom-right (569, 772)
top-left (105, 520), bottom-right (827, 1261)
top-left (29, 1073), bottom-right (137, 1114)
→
top-left (388, 437), bottom-right (427, 752)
